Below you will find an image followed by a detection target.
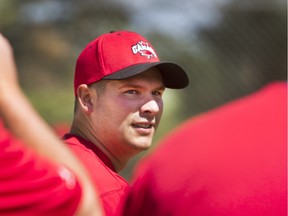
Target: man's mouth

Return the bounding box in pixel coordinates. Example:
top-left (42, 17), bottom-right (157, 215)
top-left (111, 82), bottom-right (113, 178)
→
top-left (132, 123), bottom-right (153, 129)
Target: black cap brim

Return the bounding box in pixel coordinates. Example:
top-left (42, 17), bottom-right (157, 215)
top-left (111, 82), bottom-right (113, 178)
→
top-left (102, 62), bottom-right (189, 89)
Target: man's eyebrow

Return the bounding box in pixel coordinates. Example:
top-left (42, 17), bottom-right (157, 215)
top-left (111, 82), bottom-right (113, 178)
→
top-left (119, 82), bottom-right (165, 90)
top-left (155, 86), bottom-right (165, 91)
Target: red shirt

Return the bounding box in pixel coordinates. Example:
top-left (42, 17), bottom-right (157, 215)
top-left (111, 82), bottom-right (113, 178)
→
top-left (0, 122), bottom-right (82, 216)
top-left (123, 82), bottom-right (287, 216)
top-left (64, 134), bottom-right (130, 216)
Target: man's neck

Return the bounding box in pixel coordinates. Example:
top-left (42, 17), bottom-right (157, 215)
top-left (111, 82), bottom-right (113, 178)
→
top-left (69, 125), bottom-right (128, 173)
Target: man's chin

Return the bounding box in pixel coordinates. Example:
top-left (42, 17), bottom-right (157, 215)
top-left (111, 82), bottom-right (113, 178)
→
top-left (129, 141), bottom-right (152, 151)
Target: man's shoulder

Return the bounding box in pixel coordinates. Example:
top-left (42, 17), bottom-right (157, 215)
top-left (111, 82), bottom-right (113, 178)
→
top-left (63, 133), bottom-right (129, 196)
top-left (63, 134), bottom-right (110, 171)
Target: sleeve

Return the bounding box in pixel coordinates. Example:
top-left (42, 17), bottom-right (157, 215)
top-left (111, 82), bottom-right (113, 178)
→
top-left (0, 122), bottom-right (82, 216)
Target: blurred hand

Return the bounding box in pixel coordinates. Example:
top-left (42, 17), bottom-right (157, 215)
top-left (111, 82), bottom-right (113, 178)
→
top-left (0, 33), bottom-right (104, 216)
top-left (0, 33), bottom-right (19, 99)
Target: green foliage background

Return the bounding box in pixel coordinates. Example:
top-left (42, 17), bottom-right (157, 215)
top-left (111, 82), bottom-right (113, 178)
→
top-left (0, 0), bottom-right (286, 179)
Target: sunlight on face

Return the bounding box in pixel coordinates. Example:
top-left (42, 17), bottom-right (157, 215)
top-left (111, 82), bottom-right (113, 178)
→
top-left (90, 67), bottom-right (165, 158)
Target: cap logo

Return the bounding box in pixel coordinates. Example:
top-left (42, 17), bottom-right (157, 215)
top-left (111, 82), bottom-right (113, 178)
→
top-left (131, 41), bottom-right (157, 59)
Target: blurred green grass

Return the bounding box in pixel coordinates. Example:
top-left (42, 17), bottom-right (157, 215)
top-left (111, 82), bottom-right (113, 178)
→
top-left (25, 87), bottom-right (75, 125)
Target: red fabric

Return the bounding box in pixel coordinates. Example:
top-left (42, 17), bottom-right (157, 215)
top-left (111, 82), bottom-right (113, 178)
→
top-left (74, 30), bottom-right (188, 95)
top-left (0, 123), bottom-right (82, 216)
top-left (64, 134), bottom-right (130, 216)
top-left (123, 82), bottom-right (287, 216)
top-left (75, 31), bottom-right (159, 93)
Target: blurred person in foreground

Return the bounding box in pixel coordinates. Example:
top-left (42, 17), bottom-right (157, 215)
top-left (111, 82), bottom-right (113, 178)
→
top-left (0, 33), bottom-right (103, 216)
top-left (63, 30), bottom-right (189, 216)
top-left (122, 81), bottom-right (287, 216)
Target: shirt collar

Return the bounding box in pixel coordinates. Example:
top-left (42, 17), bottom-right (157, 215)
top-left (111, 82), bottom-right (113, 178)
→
top-left (63, 134), bottom-right (116, 172)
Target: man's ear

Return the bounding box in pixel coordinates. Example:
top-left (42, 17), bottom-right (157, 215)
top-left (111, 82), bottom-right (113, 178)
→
top-left (76, 84), bottom-right (94, 113)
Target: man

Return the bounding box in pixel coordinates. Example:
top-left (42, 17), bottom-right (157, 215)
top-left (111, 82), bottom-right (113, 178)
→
top-left (0, 33), bottom-right (103, 216)
top-left (64, 30), bottom-right (189, 215)
top-left (122, 81), bottom-right (287, 216)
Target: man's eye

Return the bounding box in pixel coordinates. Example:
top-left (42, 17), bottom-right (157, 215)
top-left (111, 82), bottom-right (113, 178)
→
top-left (153, 91), bottom-right (162, 96)
top-left (126, 90), bottom-right (138, 94)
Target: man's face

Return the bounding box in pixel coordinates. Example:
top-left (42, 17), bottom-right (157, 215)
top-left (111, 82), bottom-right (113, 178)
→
top-left (89, 67), bottom-right (165, 157)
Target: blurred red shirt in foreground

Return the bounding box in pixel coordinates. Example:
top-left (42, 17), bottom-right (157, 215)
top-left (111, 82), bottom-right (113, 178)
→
top-left (0, 122), bottom-right (82, 215)
top-left (123, 82), bottom-right (287, 216)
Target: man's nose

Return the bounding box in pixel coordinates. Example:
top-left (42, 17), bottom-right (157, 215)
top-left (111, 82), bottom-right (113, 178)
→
top-left (140, 99), bottom-right (160, 115)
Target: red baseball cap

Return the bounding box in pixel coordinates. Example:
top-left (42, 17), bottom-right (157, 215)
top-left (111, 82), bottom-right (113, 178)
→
top-left (74, 30), bottom-right (189, 95)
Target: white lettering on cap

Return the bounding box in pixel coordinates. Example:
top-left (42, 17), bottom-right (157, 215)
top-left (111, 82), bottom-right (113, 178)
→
top-left (132, 41), bottom-right (157, 59)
